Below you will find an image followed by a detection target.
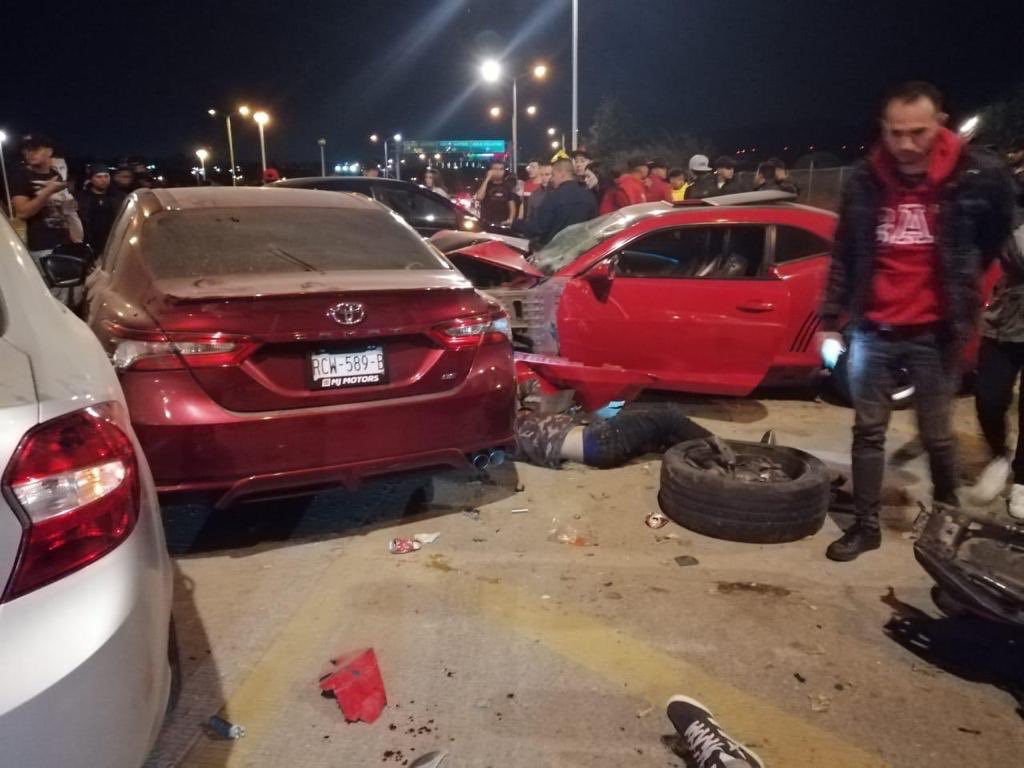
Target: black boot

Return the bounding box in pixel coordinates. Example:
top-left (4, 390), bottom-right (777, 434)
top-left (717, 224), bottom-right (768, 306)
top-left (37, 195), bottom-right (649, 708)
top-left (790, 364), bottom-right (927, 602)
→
top-left (826, 524), bottom-right (882, 562)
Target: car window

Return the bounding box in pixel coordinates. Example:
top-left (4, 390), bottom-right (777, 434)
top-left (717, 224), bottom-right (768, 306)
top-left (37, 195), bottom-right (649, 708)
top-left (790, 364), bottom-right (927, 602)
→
top-left (140, 206), bottom-right (452, 279)
top-left (774, 225), bottom-right (831, 264)
top-left (376, 188), bottom-right (458, 229)
top-left (616, 226), bottom-right (767, 279)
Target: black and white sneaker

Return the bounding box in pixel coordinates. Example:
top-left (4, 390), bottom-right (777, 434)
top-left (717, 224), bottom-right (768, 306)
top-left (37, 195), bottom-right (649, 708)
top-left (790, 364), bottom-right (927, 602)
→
top-left (666, 695), bottom-right (764, 768)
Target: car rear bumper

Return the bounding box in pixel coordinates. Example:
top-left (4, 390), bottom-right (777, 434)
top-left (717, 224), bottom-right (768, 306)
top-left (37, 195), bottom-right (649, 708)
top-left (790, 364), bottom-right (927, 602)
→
top-left (124, 344), bottom-right (516, 504)
top-left (0, 487), bottom-right (173, 768)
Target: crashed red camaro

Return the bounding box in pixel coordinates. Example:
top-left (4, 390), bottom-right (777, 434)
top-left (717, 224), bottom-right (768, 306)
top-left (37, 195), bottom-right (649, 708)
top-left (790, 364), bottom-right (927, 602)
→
top-left (434, 192), bottom-right (993, 409)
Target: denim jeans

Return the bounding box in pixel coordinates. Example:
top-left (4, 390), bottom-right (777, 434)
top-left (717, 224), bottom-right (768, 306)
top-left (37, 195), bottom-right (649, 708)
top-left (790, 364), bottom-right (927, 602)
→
top-left (975, 337), bottom-right (1024, 484)
top-left (847, 327), bottom-right (959, 531)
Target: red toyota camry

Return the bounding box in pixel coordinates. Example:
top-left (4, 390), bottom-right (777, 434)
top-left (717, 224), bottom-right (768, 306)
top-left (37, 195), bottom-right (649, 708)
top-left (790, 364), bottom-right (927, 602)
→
top-left (83, 187), bottom-right (515, 506)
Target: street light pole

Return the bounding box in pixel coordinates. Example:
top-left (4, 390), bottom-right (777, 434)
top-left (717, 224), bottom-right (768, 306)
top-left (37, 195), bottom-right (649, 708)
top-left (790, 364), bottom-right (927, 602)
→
top-left (572, 0), bottom-right (579, 150)
top-left (318, 138), bottom-right (326, 176)
top-left (394, 133), bottom-right (403, 181)
top-left (196, 148), bottom-right (208, 182)
top-left (225, 116), bottom-right (237, 185)
top-left (0, 132), bottom-right (11, 219)
top-left (253, 112), bottom-right (269, 173)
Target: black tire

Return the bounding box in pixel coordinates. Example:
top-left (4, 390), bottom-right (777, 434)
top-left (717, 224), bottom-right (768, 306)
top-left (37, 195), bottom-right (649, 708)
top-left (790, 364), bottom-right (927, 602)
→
top-left (829, 349), bottom-right (915, 409)
top-left (658, 439), bottom-right (830, 543)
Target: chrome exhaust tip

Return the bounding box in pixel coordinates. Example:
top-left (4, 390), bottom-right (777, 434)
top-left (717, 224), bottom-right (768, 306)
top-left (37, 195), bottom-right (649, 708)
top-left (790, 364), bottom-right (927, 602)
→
top-left (471, 452), bottom-right (490, 470)
top-left (487, 448), bottom-right (507, 467)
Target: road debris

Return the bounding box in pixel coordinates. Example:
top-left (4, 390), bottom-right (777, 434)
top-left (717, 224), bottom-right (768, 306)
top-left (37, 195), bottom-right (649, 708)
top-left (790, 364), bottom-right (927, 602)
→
top-left (716, 581), bottom-right (791, 597)
top-left (793, 672), bottom-right (807, 684)
top-left (511, 508), bottom-right (530, 514)
top-left (389, 538), bottom-right (422, 555)
top-left (809, 694), bottom-right (831, 713)
top-left (645, 511), bottom-right (670, 529)
top-left (674, 555), bottom-right (699, 567)
top-left (462, 508), bottom-right (482, 522)
top-left (413, 532), bottom-right (441, 545)
top-left (207, 715), bottom-right (245, 740)
top-left (548, 516), bottom-right (594, 546)
top-left (666, 696), bottom-right (762, 767)
top-left (410, 752), bottom-right (450, 768)
top-left (319, 648), bottom-right (387, 724)
top-left (636, 705), bottom-right (654, 718)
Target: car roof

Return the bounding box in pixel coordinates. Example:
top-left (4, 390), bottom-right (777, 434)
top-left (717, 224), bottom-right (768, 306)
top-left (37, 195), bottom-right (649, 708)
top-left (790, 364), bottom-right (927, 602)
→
top-left (277, 176), bottom-right (416, 189)
top-left (616, 196), bottom-right (837, 222)
top-left (142, 185), bottom-right (380, 211)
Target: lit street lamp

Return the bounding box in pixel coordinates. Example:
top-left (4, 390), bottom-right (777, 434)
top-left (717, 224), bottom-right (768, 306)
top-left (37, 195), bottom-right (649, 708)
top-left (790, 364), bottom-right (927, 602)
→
top-left (393, 133), bottom-right (403, 181)
top-left (253, 111), bottom-right (270, 173)
top-left (526, 105), bottom-right (537, 116)
top-left (547, 127), bottom-right (557, 136)
top-left (369, 133), bottom-right (388, 176)
top-left (479, 58), bottom-right (548, 171)
top-left (550, 140), bottom-right (560, 150)
top-left (195, 148), bottom-right (209, 182)
top-left (318, 138), bottom-right (327, 176)
top-left (0, 130), bottom-right (11, 218)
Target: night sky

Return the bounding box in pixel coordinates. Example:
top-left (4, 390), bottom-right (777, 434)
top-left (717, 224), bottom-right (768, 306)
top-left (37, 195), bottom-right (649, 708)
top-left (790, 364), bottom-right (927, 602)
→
top-left (2, 0), bottom-right (1023, 167)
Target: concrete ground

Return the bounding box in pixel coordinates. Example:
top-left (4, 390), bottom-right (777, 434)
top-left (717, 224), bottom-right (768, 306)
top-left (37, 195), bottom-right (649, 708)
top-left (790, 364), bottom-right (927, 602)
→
top-left (146, 392), bottom-right (1023, 768)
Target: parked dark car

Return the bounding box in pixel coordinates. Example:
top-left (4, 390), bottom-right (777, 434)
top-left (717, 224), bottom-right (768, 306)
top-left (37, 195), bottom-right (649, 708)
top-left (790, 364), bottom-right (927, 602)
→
top-left (273, 176), bottom-right (521, 241)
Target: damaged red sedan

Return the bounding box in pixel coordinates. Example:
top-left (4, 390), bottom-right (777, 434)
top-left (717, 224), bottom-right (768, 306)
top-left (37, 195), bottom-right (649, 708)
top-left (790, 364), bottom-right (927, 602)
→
top-left (83, 187), bottom-right (515, 506)
top-left (435, 192), bottom-right (838, 405)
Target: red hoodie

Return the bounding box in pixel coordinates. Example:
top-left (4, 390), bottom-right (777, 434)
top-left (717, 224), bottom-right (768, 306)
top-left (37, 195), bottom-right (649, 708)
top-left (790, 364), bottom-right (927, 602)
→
top-left (646, 174), bottom-right (672, 203)
top-left (599, 173), bottom-right (648, 214)
top-left (865, 127), bottom-right (962, 327)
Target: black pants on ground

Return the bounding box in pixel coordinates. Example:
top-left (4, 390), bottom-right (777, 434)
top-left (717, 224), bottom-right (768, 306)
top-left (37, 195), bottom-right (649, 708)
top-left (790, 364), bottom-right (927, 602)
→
top-left (847, 327), bottom-right (959, 532)
top-left (583, 402), bottom-right (712, 469)
top-left (975, 337), bottom-right (1024, 484)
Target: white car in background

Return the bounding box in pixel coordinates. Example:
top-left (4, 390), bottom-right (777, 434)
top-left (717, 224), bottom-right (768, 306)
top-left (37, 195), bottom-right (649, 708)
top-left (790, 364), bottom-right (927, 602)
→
top-left (0, 223), bottom-right (174, 766)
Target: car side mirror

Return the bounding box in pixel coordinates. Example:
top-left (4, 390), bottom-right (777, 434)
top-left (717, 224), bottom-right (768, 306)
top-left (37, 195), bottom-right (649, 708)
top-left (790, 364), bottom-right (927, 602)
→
top-left (585, 259), bottom-right (615, 284)
top-left (41, 243), bottom-right (94, 288)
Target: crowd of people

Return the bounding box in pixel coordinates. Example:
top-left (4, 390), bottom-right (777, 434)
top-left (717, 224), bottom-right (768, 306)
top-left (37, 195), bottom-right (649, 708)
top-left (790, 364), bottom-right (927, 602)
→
top-left (460, 144), bottom-right (807, 247)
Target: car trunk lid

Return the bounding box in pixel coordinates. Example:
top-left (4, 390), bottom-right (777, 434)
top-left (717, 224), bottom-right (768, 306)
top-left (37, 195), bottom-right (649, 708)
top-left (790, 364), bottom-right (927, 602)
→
top-left (136, 271), bottom-right (500, 412)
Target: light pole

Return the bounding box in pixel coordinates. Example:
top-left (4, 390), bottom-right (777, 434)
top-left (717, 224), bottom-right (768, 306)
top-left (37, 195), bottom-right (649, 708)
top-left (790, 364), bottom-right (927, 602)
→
top-left (0, 130), bottom-right (11, 218)
top-left (318, 138), bottom-right (327, 176)
top-left (393, 133), bottom-right (402, 181)
top-left (195, 148), bottom-right (209, 182)
top-left (572, 0), bottom-right (579, 150)
top-left (480, 59), bottom-right (547, 172)
top-left (207, 109), bottom-right (239, 186)
top-left (253, 111), bottom-right (270, 173)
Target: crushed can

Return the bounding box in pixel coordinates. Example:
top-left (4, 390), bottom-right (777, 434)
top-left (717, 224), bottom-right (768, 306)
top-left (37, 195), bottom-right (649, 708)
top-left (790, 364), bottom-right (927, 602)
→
top-left (388, 537), bottom-right (422, 555)
top-left (645, 511), bottom-right (670, 529)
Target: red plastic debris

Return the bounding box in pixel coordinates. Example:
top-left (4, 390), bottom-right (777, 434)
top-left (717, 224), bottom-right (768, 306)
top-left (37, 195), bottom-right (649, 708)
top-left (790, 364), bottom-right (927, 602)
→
top-left (319, 648), bottom-right (388, 724)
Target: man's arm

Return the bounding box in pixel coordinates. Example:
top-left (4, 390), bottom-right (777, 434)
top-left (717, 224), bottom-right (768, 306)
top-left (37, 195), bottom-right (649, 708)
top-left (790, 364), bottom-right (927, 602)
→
top-left (818, 173), bottom-right (858, 333)
top-left (13, 178), bottom-right (66, 220)
top-left (505, 199), bottom-right (516, 225)
top-left (474, 176), bottom-right (491, 202)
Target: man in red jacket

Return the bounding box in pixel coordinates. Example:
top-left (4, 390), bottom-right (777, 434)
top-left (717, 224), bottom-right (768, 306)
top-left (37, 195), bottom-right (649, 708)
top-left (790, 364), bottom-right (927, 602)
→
top-left (645, 158), bottom-right (673, 202)
top-left (600, 157), bottom-right (649, 214)
top-left (818, 82), bottom-right (1015, 561)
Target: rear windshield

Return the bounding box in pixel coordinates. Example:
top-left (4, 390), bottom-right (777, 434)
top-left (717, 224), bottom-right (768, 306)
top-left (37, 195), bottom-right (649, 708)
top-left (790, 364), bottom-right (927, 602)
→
top-left (141, 206), bottom-right (450, 279)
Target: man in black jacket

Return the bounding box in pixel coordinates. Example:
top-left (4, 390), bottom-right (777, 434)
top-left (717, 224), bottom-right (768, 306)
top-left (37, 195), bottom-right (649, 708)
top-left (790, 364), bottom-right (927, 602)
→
top-left (818, 82), bottom-right (1015, 561)
top-left (513, 158), bottom-right (596, 246)
top-left (77, 164), bottom-right (125, 252)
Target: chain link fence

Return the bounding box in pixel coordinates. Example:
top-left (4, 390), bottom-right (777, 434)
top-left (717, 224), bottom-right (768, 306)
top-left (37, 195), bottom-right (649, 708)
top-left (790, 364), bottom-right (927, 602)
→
top-left (736, 166), bottom-right (852, 212)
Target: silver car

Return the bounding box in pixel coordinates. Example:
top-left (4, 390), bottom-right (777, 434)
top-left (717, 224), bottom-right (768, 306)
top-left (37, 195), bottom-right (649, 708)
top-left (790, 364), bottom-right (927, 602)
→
top-left (0, 221), bottom-right (174, 766)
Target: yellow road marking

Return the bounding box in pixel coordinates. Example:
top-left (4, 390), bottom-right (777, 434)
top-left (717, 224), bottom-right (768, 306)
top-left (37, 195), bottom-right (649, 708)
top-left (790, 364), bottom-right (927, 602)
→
top-left (184, 552), bottom-right (887, 767)
top-left (475, 581), bottom-right (888, 767)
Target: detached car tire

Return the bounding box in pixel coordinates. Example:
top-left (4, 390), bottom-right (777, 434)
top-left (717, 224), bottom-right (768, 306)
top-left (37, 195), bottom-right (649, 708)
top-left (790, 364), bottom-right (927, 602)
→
top-left (658, 439), bottom-right (830, 543)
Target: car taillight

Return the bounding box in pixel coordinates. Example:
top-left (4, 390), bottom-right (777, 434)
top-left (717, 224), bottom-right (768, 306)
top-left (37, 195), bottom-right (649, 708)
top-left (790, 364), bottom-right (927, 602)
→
top-left (102, 322), bottom-right (254, 371)
top-left (432, 312), bottom-right (512, 349)
top-left (1, 403), bottom-right (140, 602)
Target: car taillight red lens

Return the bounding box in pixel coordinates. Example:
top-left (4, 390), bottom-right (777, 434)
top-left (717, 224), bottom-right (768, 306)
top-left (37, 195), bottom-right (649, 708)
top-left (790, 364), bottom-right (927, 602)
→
top-left (102, 322), bottom-right (254, 371)
top-left (2, 403), bottom-right (140, 602)
top-left (432, 313), bottom-right (512, 349)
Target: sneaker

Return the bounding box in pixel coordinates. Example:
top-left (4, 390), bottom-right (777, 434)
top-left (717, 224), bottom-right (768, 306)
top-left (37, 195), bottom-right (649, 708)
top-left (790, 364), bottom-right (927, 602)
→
top-left (1009, 484), bottom-right (1024, 520)
top-left (666, 695), bottom-right (764, 768)
top-left (825, 525), bottom-right (881, 562)
top-left (969, 456), bottom-right (1011, 505)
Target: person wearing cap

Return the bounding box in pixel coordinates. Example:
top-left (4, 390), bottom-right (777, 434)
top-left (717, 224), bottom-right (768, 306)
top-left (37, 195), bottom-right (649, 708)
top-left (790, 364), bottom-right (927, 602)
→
top-left (599, 157), bottom-right (649, 214)
top-left (10, 133), bottom-right (81, 258)
top-left (690, 155), bottom-right (740, 198)
top-left (686, 154), bottom-right (712, 192)
top-left (77, 164), bottom-right (125, 252)
top-left (645, 158), bottom-right (673, 202)
top-left (261, 167), bottom-right (281, 185)
top-left (112, 164), bottom-right (136, 194)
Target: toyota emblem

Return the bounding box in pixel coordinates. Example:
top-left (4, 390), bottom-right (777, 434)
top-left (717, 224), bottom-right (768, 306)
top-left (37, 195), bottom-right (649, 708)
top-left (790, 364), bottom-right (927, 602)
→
top-left (328, 302), bottom-right (366, 326)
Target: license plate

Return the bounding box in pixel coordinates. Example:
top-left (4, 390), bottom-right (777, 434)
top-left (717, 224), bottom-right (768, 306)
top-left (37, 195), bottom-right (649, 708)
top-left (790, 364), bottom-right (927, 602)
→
top-left (308, 346), bottom-right (388, 390)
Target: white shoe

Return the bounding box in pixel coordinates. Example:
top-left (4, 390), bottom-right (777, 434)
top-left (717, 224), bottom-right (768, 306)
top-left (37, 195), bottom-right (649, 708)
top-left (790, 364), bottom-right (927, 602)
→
top-left (1009, 484), bottom-right (1024, 520)
top-left (969, 457), bottom-right (1011, 504)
